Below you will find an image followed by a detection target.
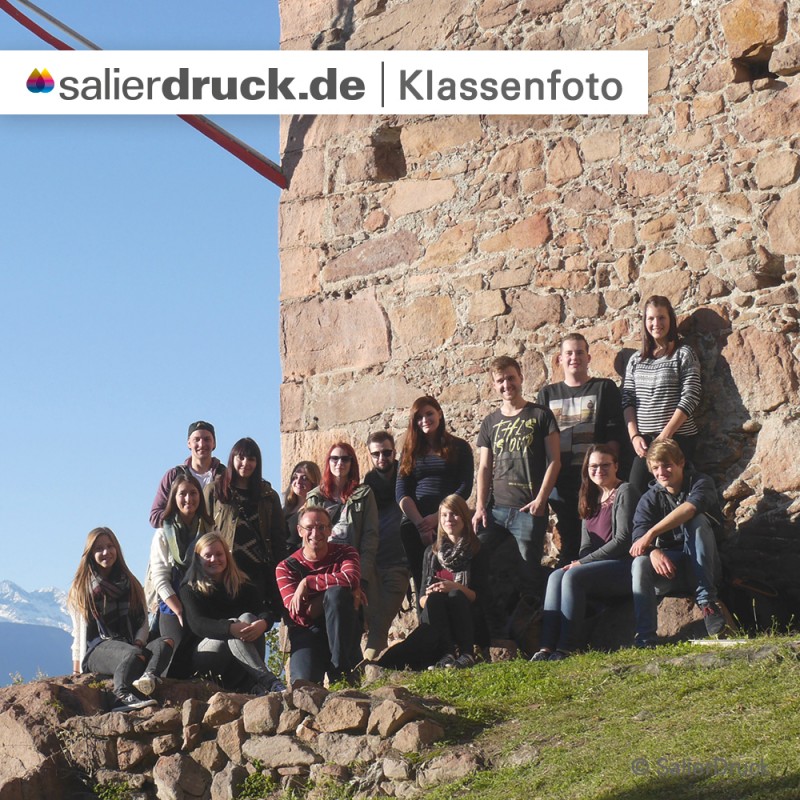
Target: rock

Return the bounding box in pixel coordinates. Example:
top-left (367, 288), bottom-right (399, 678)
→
top-left (753, 416), bottom-right (800, 492)
top-left (580, 131), bottom-right (620, 162)
top-left (191, 740), bottom-right (226, 773)
top-left (216, 718), bottom-right (246, 764)
top-left (721, 328), bottom-right (799, 412)
top-left (314, 732), bottom-right (375, 765)
top-left (242, 735), bottom-right (320, 768)
top-left (133, 707), bottom-right (182, 735)
top-left (390, 295), bottom-right (458, 351)
top-left (479, 213), bottom-right (552, 252)
top-left (468, 290), bottom-right (507, 322)
top-left (281, 246), bottom-right (320, 301)
top-left (152, 733), bottom-right (181, 757)
top-left (210, 763), bottom-right (248, 800)
top-left (182, 699), bottom-right (207, 728)
top-left (421, 221), bottom-right (476, 268)
top-left (547, 138), bottom-right (582, 186)
top-left (116, 738), bottom-right (153, 771)
top-left (392, 720), bottom-right (445, 753)
top-left (367, 700), bottom-right (424, 737)
top-left (720, 0), bottom-right (787, 61)
top-left (771, 40), bottom-right (800, 76)
top-left (738, 84), bottom-right (800, 142)
top-left (182, 723), bottom-right (202, 752)
top-left (315, 697), bottom-right (371, 733)
top-left (509, 290), bottom-right (562, 331)
top-left (656, 597), bottom-right (706, 640)
top-left (489, 141), bottom-right (544, 173)
top-left (282, 292), bottom-right (390, 378)
top-left (417, 749), bottom-right (483, 788)
top-left (323, 230), bottom-right (422, 283)
top-left (766, 185), bottom-right (800, 255)
top-left (243, 694), bottom-right (283, 735)
top-left (288, 683), bottom-right (328, 716)
top-left (202, 693), bottom-right (248, 728)
top-left (755, 150), bottom-right (800, 189)
top-left (382, 180), bottom-right (456, 218)
top-left (152, 753), bottom-right (211, 800)
top-left (400, 117), bottom-right (483, 159)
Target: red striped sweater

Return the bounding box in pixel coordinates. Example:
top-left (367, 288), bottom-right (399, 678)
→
top-left (275, 543), bottom-right (361, 627)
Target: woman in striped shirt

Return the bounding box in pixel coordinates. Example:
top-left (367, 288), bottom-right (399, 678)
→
top-left (622, 295), bottom-right (701, 494)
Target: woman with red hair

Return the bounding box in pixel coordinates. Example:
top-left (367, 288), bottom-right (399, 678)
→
top-left (396, 396), bottom-right (474, 608)
top-left (305, 442), bottom-right (379, 643)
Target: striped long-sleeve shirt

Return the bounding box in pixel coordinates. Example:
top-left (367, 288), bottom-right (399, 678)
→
top-left (275, 543), bottom-right (360, 627)
top-left (621, 344), bottom-right (701, 437)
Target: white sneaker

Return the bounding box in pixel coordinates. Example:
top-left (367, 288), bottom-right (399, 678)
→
top-left (132, 672), bottom-right (159, 697)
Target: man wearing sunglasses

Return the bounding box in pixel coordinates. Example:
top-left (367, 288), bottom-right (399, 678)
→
top-left (362, 432), bottom-right (410, 660)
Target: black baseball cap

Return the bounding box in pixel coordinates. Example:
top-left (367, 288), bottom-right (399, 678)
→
top-left (188, 421), bottom-right (216, 438)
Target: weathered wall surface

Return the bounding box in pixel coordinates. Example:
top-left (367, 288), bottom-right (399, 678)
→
top-left (278, 0), bottom-right (800, 599)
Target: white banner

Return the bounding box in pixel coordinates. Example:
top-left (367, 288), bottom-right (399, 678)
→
top-left (0, 50), bottom-right (649, 115)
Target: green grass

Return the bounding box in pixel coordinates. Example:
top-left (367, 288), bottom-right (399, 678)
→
top-left (381, 638), bottom-right (800, 800)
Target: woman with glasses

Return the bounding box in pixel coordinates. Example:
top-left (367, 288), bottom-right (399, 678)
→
top-left (396, 396), bottom-right (474, 607)
top-left (283, 461), bottom-right (322, 550)
top-left (305, 442), bottom-right (378, 637)
top-left (530, 444), bottom-right (640, 661)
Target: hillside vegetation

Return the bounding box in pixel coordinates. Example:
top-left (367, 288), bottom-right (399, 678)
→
top-left (388, 637), bottom-right (800, 800)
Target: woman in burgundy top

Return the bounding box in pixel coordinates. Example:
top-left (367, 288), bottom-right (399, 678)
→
top-left (531, 444), bottom-right (640, 661)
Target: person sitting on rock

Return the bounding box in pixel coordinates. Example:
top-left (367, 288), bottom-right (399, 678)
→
top-left (69, 527), bottom-right (173, 711)
top-left (276, 506), bottom-right (363, 685)
top-left (180, 532), bottom-right (286, 694)
top-left (629, 439), bottom-right (728, 646)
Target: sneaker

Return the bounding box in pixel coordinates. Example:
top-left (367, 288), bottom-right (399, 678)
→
top-left (701, 601), bottom-right (728, 637)
top-left (453, 653), bottom-right (475, 669)
top-left (548, 650), bottom-right (570, 662)
top-left (132, 672), bottom-right (159, 697)
top-left (268, 678), bottom-right (287, 693)
top-left (428, 653), bottom-right (457, 670)
top-left (113, 692), bottom-right (157, 712)
top-left (530, 649), bottom-right (552, 662)
top-left (634, 637), bottom-right (658, 649)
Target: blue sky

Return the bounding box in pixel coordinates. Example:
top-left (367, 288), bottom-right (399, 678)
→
top-left (0, 2), bottom-right (284, 591)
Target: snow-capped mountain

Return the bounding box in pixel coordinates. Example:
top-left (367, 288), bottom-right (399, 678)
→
top-left (0, 581), bottom-right (71, 632)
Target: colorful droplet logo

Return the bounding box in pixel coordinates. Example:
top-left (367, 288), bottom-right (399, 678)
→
top-left (27, 68), bottom-right (55, 93)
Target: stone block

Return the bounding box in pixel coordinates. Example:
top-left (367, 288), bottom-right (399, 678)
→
top-left (642, 251), bottom-right (675, 274)
top-left (242, 735), bottom-right (320, 768)
top-left (720, 0), bottom-right (787, 60)
top-left (479, 213), bottom-right (552, 253)
top-left (767, 185), bottom-right (800, 255)
top-left (278, 198), bottom-right (327, 249)
top-left (626, 170), bottom-right (675, 197)
top-left (566, 293), bottom-right (603, 319)
top-left (284, 148), bottom-right (325, 199)
top-left (772, 40), bottom-right (800, 76)
top-left (182, 698), bottom-right (207, 728)
top-left (315, 697), bottom-right (371, 734)
top-left (421, 221), bottom-right (476, 268)
top-left (488, 141), bottom-right (544, 173)
top-left (282, 292), bottom-right (390, 378)
top-left (546, 137), bottom-right (582, 186)
top-left (192, 740), bottom-right (226, 773)
top-left (203, 693), bottom-right (248, 728)
top-left (754, 416), bottom-right (800, 492)
top-left (390, 294), bottom-right (458, 351)
top-left (563, 186), bottom-right (613, 212)
top-left (289, 682), bottom-right (329, 715)
top-left (737, 84), bottom-right (800, 142)
top-left (243, 693), bottom-right (284, 735)
top-left (382, 179), bottom-right (456, 218)
top-left (117, 738), bottom-right (153, 771)
top-left (721, 327), bottom-right (799, 412)
top-left (382, 756), bottom-right (413, 780)
top-left (510, 290), bottom-right (562, 331)
top-left (211, 763), bottom-right (248, 800)
top-left (490, 267), bottom-right (533, 289)
top-left (521, 0), bottom-right (568, 13)
top-left (417, 749), bottom-right (482, 788)
top-left (314, 732), bottom-right (374, 765)
top-left (580, 131), bottom-right (620, 162)
top-left (640, 214), bottom-right (677, 243)
top-left (153, 733), bottom-right (181, 757)
top-left (133, 708), bottom-right (182, 735)
top-left (477, 0), bottom-right (517, 27)
top-left (216, 719), bottom-right (246, 764)
top-left (280, 382), bottom-right (304, 433)
top-left (323, 230), bottom-right (422, 283)
top-left (392, 719), bottom-right (445, 753)
top-left (277, 708), bottom-right (307, 735)
top-left (693, 94), bottom-right (724, 121)
top-left (280, 246), bottom-right (320, 302)
top-left (367, 700), bottom-right (424, 738)
top-left (468, 290), bottom-right (507, 322)
top-left (400, 117), bottom-right (483, 159)
top-left (756, 150), bottom-right (800, 190)
top-left (153, 753), bottom-right (211, 800)
top-left (698, 163), bottom-right (729, 193)
top-left (182, 723), bottom-right (202, 752)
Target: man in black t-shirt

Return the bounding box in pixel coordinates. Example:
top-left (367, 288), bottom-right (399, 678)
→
top-left (537, 334), bottom-right (624, 564)
top-left (474, 355), bottom-right (560, 601)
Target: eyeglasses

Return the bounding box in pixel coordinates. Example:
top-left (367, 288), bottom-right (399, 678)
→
top-left (369, 449), bottom-right (394, 459)
top-left (588, 462), bottom-right (615, 473)
top-left (329, 455), bottom-right (352, 463)
top-left (299, 524), bottom-right (330, 533)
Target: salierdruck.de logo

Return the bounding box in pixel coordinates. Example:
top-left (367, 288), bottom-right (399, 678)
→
top-left (27, 68), bottom-right (54, 93)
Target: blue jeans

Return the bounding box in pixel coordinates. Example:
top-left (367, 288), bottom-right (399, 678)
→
top-left (288, 586), bottom-right (362, 685)
top-left (540, 559), bottom-right (633, 653)
top-left (631, 514), bottom-right (721, 642)
top-left (491, 505), bottom-right (547, 602)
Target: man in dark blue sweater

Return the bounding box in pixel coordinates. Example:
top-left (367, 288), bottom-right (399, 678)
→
top-left (629, 439), bottom-right (727, 646)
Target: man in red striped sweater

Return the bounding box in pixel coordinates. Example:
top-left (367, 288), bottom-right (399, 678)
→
top-left (276, 506), bottom-right (363, 685)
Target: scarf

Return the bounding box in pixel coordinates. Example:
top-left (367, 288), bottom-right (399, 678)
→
top-left (162, 515), bottom-right (200, 568)
top-left (436, 536), bottom-right (473, 587)
top-left (89, 566), bottom-right (138, 642)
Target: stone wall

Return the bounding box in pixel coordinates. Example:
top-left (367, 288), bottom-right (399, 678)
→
top-left (278, 1), bottom-right (800, 601)
top-left (0, 677), bottom-right (475, 800)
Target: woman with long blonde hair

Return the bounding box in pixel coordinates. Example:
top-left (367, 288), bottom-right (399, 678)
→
top-left (69, 527), bottom-right (172, 711)
top-left (180, 532), bottom-right (285, 694)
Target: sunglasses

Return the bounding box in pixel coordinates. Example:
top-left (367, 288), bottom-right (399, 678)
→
top-left (329, 455), bottom-right (352, 463)
top-left (369, 449), bottom-right (394, 459)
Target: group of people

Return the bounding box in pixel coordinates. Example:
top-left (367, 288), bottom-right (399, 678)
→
top-left (69, 294), bottom-right (728, 709)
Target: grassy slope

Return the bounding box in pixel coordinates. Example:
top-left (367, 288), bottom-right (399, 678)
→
top-left (389, 638), bottom-right (800, 800)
